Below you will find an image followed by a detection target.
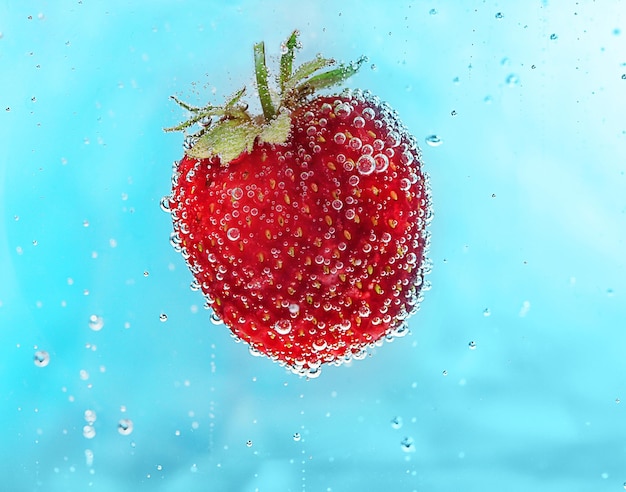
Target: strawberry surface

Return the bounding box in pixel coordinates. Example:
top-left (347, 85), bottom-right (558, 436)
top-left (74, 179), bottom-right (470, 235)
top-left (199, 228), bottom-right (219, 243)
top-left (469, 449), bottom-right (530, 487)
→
top-left (165, 32), bottom-right (431, 377)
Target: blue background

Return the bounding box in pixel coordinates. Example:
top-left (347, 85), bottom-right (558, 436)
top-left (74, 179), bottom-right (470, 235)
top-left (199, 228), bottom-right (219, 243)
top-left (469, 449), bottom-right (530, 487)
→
top-left (1, 1), bottom-right (625, 491)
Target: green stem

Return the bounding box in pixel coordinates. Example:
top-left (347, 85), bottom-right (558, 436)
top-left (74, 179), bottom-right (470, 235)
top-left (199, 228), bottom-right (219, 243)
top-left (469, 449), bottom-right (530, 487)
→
top-left (253, 41), bottom-right (276, 121)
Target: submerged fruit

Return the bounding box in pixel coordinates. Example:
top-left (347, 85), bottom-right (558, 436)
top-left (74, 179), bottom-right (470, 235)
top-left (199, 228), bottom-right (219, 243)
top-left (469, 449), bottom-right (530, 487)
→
top-left (164, 31), bottom-right (432, 377)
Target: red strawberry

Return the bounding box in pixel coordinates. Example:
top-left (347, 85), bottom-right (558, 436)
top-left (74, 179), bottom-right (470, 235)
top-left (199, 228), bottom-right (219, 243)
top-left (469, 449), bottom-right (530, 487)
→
top-left (164, 31), bottom-right (432, 377)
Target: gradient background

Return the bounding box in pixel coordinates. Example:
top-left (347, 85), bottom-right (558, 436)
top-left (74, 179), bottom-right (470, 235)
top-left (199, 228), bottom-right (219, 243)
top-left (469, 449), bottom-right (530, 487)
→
top-left (1, 1), bottom-right (625, 491)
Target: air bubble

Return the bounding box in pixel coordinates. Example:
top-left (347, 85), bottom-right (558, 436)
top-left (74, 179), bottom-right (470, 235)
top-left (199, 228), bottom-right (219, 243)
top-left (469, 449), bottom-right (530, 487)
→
top-left (400, 152), bottom-right (414, 165)
top-left (88, 315), bottom-right (104, 331)
top-left (312, 339), bottom-right (327, 352)
top-left (320, 102), bottom-right (332, 114)
top-left (362, 107), bottom-right (376, 120)
top-left (425, 135), bottom-right (443, 147)
top-left (358, 305), bottom-right (371, 317)
top-left (293, 432), bottom-right (301, 441)
top-left (334, 132), bottom-right (346, 145)
top-left (33, 350), bottom-right (50, 367)
top-left (468, 341), bottom-right (477, 350)
top-left (83, 425), bottom-right (96, 439)
top-left (391, 416), bottom-right (403, 429)
top-left (159, 313), bottom-right (168, 322)
top-left (226, 227), bottom-right (240, 241)
top-left (331, 199), bottom-right (343, 211)
top-left (84, 409), bottom-right (97, 424)
top-left (210, 312), bottom-right (223, 325)
top-left (374, 153), bottom-right (389, 172)
top-left (118, 418), bottom-right (134, 435)
top-left (353, 116), bottom-right (365, 128)
top-left (386, 132), bottom-right (401, 147)
top-left (335, 103), bottom-right (351, 119)
top-left (401, 437), bottom-right (415, 452)
top-left (273, 319), bottom-right (292, 335)
top-left (231, 187), bottom-right (244, 200)
top-left (400, 178), bottom-right (411, 191)
top-left (349, 137), bottom-right (363, 151)
top-left (506, 73), bottom-right (520, 86)
top-left (159, 196), bottom-right (171, 213)
top-left (356, 155), bottom-right (376, 176)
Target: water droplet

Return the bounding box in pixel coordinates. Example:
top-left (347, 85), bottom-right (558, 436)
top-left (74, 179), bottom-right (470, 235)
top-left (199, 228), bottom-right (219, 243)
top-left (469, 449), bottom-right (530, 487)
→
top-left (159, 313), bottom-right (168, 322)
top-left (429, 8), bottom-right (437, 15)
top-left (33, 350), bottom-right (50, 367)
top-left (88, 315), bottom-right (104, 331)
top-left (425, 135), bottom-right (443, 147)
top-left (246, 440), bottom-right (253, 448)
top-left (226, 227), bottom-right (240, 241)
top-left (273, 319), bottom-right (292, 335)
top-left (549, 33), bottom-right (558, 40)
top-left (495, 12), bottom-right (503, 19)
top-left (118, 418), bottom-right (134, 435)
top-left (356, 155), bottom-right (376, 176)
top-left (293, 432), bottom-right (301, 441)
top-left (391, 416), bottom-right (403, 429)
top-left (468, 341), bottom-right (477, 350)
top-left (400, 437), bottom-right (415, 452)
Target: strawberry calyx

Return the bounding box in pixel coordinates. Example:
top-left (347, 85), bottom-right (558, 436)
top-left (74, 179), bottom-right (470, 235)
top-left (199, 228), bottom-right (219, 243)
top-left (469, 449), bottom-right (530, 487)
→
top-left (165, 30), bottom-right (366, 164)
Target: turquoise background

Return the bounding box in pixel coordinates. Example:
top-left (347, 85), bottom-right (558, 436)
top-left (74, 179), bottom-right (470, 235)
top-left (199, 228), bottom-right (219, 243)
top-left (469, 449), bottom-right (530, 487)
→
top-left (1, 1), bottom-right (625, 491)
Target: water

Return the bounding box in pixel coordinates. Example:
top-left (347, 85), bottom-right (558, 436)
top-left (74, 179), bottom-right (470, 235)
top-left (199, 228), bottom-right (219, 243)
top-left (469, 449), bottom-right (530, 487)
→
top-left (1, 1), bottom-right (626, 491)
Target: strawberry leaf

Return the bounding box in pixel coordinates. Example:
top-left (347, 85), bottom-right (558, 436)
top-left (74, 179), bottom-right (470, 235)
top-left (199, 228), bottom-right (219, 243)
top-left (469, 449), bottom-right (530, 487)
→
top-left (259, 111), bottom-right (291, 145)
top-left (283, 55), bottom-right (335, 94)
top-left (299, 56), bottom-right (367, 93)
top-left (187, 119), bottom-right (258, 163)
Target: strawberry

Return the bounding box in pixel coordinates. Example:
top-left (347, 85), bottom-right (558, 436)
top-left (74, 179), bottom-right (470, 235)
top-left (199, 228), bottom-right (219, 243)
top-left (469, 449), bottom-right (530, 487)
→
top-left (164, 31), bottom-right (432, 377)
